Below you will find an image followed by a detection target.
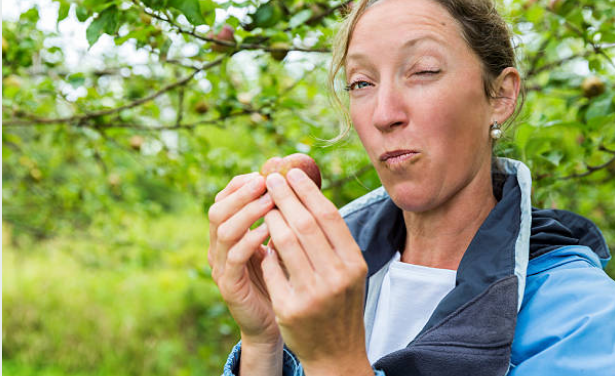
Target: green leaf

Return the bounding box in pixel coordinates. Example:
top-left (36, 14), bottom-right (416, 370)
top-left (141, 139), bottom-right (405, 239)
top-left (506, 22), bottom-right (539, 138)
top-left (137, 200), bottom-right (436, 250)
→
top-left (169, 0), bottom-right (206, 26)
top-left (251, 3), bottom-right (283, 29)
top-left (76, 5), bottom-right (89, 22)
top-left (588, 57), bottom-right (603, 72)
top-left (541, 150), bottom-right (564, 166)
top-left (586, 93), bottom-right (614, 121)
top-left (20, 7), bottom-right (40, 23)
top-left (199, 0), bottom-right (217, 16)
top-left (67, 73), bottom-right (86, 88)
top-left (57, 1), bottom-right (70, 22)
top-left (86, 6), bottom-right (119, 47)
top-left (289, 9), bottom-right (312, 29)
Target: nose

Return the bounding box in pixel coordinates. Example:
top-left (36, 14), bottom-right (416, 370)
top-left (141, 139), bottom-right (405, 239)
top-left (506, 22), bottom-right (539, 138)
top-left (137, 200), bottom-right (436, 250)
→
top-left (372, 82), bottom-right (409, 132)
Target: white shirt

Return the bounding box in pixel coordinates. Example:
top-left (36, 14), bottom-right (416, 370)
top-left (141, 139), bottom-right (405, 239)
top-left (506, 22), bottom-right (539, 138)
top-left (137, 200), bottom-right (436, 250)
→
top-left (367, 252), bottom-right (457, 364)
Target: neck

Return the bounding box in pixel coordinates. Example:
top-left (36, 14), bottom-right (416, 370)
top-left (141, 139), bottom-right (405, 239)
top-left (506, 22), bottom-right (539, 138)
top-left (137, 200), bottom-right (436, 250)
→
top-left (401, 168), bottom-right (497, 270)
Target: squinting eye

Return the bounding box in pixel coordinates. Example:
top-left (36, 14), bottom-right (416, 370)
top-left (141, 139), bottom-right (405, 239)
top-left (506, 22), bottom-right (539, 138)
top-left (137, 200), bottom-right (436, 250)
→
top-left (345, 81), bottom-right (372, 91)
top-left (415, 70), bottom-right (441, 76)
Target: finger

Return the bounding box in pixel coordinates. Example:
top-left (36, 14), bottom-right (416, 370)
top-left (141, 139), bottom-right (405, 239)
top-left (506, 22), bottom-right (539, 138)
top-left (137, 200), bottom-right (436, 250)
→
top-left (214, 191), bottom-right (273, 276)
top-left (261, 248), bottom-right (292, 310)
top-left (264, 209), bottom-right (314, 286)
top-left (265, 173), bottom-right (337, 272)
top-left (286, 168), bottom-right (362, 264)
top-left (224, 223), bottom-right (270, 283)
top-left (209, 173), bottom-right (263, 244)
top-left (217, 193), bottom-right (274, 247)
top-left (209, 175), bottom-right (268, 276)
top-left (209, 175), bottom-right (267, 228)
top-left (215, 172), bottom-right (260, 203)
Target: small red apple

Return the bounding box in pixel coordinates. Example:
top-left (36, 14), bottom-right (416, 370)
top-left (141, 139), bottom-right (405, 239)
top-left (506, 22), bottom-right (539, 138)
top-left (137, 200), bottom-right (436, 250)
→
top-left (208, 24), bottom-right (235, 52)
top-left (260, 153), bottom-right (322, 189)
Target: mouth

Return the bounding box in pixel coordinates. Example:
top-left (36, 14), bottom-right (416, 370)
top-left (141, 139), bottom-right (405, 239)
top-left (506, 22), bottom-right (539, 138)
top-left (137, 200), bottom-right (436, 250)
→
top-left (379, 149), bottom-right (420, 164)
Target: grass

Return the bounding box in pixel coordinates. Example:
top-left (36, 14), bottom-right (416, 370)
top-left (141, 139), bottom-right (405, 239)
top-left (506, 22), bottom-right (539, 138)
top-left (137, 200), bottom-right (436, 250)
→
top-left (2, 208), bottom-right (239, 376)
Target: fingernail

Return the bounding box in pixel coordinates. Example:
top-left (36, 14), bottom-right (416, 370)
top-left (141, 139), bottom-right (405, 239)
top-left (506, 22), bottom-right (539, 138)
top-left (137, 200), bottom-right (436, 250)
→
top-left (266, 246), bottom-right (276, 257)
top-left (287, 168), bottom-right (306, 183)
top-left (259, 193), bottom-right (272, 205)
top-left (266, 173), bottom-right (284, 188)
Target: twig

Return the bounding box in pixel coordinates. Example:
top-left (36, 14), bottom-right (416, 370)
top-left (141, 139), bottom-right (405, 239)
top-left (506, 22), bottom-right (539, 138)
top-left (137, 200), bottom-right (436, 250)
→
top-left (2, 57), bottom-right (224, 127)
top-left (176, 85), bottom-right (185, 127)
top-left (134, 1), bottom-right (330, 53)
top-left (560, 154), bottom-right (615, 180)
top-left (535, 144), bottom-right (615, 181)
top-left (304, 1), bottom-right (353, 26)
top-left (323, 164), bottom-right (374, 190)
top-left (526, 37), bottom-right (551, 77)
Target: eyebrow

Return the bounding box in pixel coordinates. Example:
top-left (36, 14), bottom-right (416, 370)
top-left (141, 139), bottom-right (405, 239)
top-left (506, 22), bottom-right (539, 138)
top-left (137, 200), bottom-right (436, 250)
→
top-left (346, 35), bottom-right (443, 68)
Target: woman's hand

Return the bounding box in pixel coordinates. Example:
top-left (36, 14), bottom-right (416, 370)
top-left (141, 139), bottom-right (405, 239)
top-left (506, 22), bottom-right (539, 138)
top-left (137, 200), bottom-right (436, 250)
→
top-left (261, 168), bottom-right (373, 376)
top-left (207, 172), bottom-right (283, 375)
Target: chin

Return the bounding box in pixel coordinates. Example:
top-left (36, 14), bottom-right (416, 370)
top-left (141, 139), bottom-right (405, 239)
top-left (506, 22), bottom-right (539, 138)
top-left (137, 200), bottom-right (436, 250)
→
top-left (384, 181), bottom-right (440, 214)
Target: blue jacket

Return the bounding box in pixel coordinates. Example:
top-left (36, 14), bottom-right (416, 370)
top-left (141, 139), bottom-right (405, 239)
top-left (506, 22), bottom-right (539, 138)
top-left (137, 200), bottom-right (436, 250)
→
top-left (223, 158), bottom-right (615, 375)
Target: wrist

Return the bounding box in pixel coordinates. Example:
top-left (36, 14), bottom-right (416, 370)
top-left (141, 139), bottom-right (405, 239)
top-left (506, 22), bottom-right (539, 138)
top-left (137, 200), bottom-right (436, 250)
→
top-left (302, 353), bottom-right (373, 376)
top-left (239, 334), bottom-right (284, 376)
top-left (240, 331), bottom-right (284, 351)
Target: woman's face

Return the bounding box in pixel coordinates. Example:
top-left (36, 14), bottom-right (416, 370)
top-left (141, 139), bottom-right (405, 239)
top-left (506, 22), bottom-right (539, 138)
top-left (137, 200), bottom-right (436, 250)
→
top-left (347, 0), bottom-right (495, 213)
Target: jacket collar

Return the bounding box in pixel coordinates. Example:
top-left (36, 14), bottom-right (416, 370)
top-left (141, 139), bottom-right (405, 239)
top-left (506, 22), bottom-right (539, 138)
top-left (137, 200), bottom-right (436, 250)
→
top-left (341, 158), bottom-right (533, 375)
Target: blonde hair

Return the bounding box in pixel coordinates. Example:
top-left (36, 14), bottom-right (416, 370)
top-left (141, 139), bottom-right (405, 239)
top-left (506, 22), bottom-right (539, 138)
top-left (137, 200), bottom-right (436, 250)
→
top-left (327, 0), bottom-right (524, 142)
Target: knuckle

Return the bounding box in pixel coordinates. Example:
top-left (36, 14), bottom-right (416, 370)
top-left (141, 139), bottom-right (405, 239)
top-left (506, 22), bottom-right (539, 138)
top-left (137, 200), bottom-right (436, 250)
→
top-left (327, 274), bottom-right (349, 296)
top-left (277, 306), bottom-right (302, 326)
top-left (226, 248), bottom-right (243, 266)
top-left (275, 229), bottom-right (296, 249)
top-left (210, 268), bottom-right (221, 284)
top-left (207, 248), bottom-right (214, 267)
top-left (295, 216), bottom-right (317, 235)
top-left (350, 258), bottom-right (368, 279)
top-left (318, 206), bottom-right (340, 222)
top-left (207, 203), bottom-right (224, 225)
top-left (216, 224), bottom-right (236, 244)
top-left (357, 260), bottom-right (369, 277)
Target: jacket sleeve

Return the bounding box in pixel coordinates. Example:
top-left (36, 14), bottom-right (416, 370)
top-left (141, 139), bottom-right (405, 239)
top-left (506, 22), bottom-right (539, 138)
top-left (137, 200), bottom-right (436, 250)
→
top-left (509, 251), bottom-right (615, 375)
top-left (222, 341), bottom-right (387, 376)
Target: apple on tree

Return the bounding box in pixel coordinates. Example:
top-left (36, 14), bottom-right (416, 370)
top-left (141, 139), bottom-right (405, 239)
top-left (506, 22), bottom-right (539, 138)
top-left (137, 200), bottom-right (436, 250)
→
top-left (208, 24), bottom-right (235, 53)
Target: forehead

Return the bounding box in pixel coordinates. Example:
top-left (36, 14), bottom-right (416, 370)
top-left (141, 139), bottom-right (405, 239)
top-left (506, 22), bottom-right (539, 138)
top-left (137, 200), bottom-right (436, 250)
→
top-left (348, 0), bottom-right (466, 59)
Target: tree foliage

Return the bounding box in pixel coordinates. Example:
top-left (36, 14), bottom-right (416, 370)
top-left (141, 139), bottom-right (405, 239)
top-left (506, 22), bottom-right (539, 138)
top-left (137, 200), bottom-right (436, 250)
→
top-left (2, 0), bottom-right (615, 373)
top-left (3, 0), bottom-right (614, 241)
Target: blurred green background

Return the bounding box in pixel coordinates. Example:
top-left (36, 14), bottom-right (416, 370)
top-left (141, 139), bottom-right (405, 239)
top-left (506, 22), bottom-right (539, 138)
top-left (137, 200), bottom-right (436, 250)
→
top-left (2, 0), bottom-right (614, 375)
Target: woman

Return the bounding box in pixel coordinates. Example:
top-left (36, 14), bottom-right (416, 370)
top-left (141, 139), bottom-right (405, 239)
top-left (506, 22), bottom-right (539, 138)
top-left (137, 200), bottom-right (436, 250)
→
top-left (208, 0), bottom-right (615, 375)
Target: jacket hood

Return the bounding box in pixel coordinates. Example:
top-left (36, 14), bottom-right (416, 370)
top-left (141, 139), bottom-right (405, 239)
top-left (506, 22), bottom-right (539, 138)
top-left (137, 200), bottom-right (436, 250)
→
top-left (531, 208), bottom-right (611, 269)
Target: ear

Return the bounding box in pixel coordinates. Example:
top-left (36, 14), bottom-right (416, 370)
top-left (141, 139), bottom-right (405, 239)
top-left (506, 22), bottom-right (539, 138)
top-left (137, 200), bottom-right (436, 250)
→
top-left (491, 67), bottom-right (521, 123)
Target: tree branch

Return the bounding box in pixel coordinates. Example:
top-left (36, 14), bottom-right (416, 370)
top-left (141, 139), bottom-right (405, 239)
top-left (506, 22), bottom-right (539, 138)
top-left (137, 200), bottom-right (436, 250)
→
top-left (526, 37), bottom-right (551, 77)
top-left (134, 1), bottom-right (330, 54)
top-left (526, 43), bottom-right (615, 78)
top-left (535, 144), bottom-right (615, 181)
top-left (3, 57), bottom-right (224, 127)
top-left (323, 164), bottom-right (375, 191)
top-left (559, 154), bottom-right (615, 180)
top-left (560, 17), bottom-right (615, 70)
top-left (304, 1), bottom-right (353, 26)
top-left (176, 85), bottom-right (185, 127)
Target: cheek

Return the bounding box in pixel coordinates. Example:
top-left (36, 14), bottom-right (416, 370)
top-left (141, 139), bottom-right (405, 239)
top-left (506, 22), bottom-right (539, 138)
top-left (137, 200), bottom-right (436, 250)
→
top-left (350, 102), bottom-right (377, 153)
top-left (416, 77), bottom-right (489, 152)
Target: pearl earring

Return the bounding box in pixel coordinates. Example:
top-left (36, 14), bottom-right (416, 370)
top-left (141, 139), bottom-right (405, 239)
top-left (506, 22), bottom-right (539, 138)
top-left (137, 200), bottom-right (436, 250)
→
top-left (490, 121), bottom-right (502, 140)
